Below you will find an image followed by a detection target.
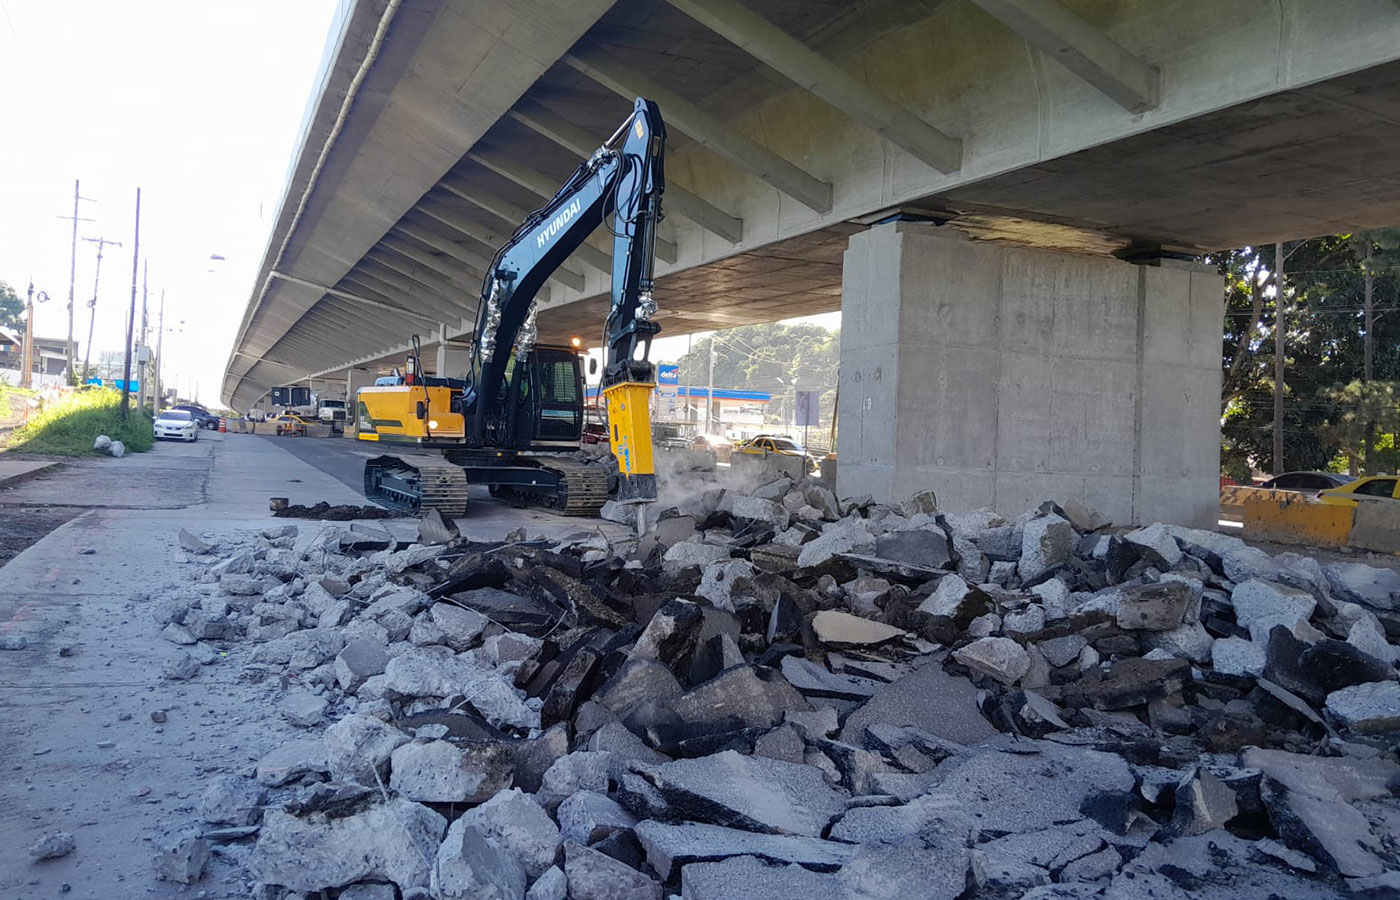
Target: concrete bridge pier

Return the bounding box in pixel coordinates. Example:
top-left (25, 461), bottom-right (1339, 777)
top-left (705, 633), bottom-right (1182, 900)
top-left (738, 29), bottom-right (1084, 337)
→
top-left (835, 223), bottom-right (1222, 528)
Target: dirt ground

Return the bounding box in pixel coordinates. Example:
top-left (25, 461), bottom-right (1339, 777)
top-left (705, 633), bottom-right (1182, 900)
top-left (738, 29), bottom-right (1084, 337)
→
top-left (0, 506), bottom-right (81, 568)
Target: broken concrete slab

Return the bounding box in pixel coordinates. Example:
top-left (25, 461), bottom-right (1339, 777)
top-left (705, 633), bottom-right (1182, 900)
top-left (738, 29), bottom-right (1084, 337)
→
top-left (671, 665), bottom-right (811, 733)
top-left (1231, 579), bottom-right (1317, 631)
top-left (680, 854), bottom-right (839, 899)
top-left (836, 844), bottom-right (971, 900)
top-left (634, 821), bottom-right (856, 881)
top-left (840, 660), bottom-right (997, 747)
top-left (828, 791), bottom-right (973, 849)
top-left (648, 750), bottom-right (848, 837)
top-left (1324, 562), bottom-right (1400, 610)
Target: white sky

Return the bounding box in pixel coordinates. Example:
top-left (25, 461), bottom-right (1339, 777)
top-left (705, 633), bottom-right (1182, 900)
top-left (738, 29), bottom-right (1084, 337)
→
top-left (0, 1), bottom-right (836, 406)
top-left (0, 1), bottom-right (341, 406)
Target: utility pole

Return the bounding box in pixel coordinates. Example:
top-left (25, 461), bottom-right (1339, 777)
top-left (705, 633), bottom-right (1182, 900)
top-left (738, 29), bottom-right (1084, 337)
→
top-left (1272, 242), bottom-right (1285, 475)
top-left (137, 260), bottom-right (148, 409)
top-left (154, 290), bottom-right (165, 409)
top-left (57, 180), bottom-right (95, 384)
top-left (706, 335), bottom-right (716, 435)
top-left (81, 236), bottom-right (121, 382)
top-left (1363, 241), bottom-right (1375, 473)
top-left (120, 189), bottom-right (141, 420)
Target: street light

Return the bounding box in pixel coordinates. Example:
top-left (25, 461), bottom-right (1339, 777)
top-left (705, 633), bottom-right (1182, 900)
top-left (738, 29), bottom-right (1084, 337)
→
top-left (23, 282), bottom-right (50, 389)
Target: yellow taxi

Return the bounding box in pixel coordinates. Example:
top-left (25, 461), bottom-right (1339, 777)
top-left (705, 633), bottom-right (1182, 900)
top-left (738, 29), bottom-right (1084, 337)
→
top-left (733, 434), bottom-right (807, 458)
top-left (1317, 475), bottom-right (1399, 507)
top-left (274, 414), bottom-right (316, 437)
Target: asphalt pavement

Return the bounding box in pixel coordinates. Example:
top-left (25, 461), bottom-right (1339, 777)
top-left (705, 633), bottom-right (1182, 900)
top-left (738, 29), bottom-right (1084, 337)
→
top-left (253, 432), bottom-right (377, 498)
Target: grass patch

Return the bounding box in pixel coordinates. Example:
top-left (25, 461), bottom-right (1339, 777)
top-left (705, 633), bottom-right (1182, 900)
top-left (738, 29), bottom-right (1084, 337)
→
top-left (9, 388), bottom-right (155, 456)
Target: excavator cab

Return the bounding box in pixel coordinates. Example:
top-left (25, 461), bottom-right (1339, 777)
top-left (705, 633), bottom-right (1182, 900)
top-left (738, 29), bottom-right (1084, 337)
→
top-left (501, 347), bottom-right (585, 451)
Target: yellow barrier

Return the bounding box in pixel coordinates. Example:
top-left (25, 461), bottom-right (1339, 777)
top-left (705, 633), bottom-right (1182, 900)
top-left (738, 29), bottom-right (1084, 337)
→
top-left (1243, 496), bottom-right (1354, 548)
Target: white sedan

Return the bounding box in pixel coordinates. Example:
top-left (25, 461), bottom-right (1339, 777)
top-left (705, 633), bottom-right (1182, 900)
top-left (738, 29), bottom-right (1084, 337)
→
top-left (153, 409), bottom-right (199, 442)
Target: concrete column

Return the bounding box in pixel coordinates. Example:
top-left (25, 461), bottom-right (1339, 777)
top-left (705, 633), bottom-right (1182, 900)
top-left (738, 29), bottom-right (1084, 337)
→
top-left (836, 223), bottom-right (1221, 528)
top-left (345, 367), bottom-right (376, 436)
top-left (435, 343), bottom-right (472, 378)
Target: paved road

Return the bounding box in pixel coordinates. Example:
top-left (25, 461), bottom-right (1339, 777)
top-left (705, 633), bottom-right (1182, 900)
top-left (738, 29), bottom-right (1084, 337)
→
top-left (253, 433), bottom-right (376, 498)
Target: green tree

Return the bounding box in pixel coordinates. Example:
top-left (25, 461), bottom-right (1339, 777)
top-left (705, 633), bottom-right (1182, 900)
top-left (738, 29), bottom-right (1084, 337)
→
top-left (1217, 233), bottom-right (1400, 476)
top-left (0, 281), bottom-right (26, 331)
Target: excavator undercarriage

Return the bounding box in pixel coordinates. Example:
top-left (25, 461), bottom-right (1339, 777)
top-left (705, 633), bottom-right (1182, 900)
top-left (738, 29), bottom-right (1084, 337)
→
top-left (363, 453), bottom-right (609, 518)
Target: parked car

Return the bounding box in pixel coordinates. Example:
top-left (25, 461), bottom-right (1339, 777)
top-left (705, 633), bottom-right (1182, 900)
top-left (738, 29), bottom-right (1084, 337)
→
top-left (172, 404), bottom-right (220, 430)
top-left (153, 409), bottom-right (199, 443)
top-left (274, 413), bottom-right (315, 436)
top-left (1256, 471), bottom-right (1354, 492)
top-left (733, 434), bottom-right (819, 472)
top-left (734, 434), bottom-right (807, 457)
top-left (581, 421), bottom-right (609, 445)
top-left (1318, 475), bottom-right (1400, 507)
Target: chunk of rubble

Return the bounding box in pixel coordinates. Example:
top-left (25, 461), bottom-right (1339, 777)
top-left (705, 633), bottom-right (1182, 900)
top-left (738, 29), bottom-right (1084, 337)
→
top-left (564, 840), bottom-right (662, 900)
top-left (1231, 579), bottom-right (1317, 630)
top-left (680, 855), bottom-right (838, 899)
top-left (460, 788), bottom-right (561, 879)
top-left (1325, 681), bottom-right (1400, 734)
top-left (28, 831), bottom-right (76, 860)
top-left (840, 660), bottom-right (997, 746)
top-left (1324, 562), bottom-right (1400, 609)
top-left (648, 750), bottom-right (847, 837)
top-left (324, 713), bottom-right (409, 786)
top-left (558, 790), bottom-right (638, 846)
top-left (433, 818), bottom-right (528, 900)
top-left (635, 821), bottom-right (856, 881)
top-left (797, 521), bottom-right (875, 568)
top-left (1019, 515), bottom-right (1074, 582)
top-left (810, 610), bottom-right (905, 647)
top-left (1115, 580), bottom-right (1194, 631)
top-left (953, 637), bottom-right (1030, 685)
top-left (252, 798), bottom-right (445, 891)
top-left (152, 832), bottom-right (210, 884)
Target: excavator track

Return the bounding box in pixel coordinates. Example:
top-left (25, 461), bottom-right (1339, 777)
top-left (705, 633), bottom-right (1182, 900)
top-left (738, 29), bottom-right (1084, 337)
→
top-left (364, 454), bottom-right (470, 518)
top-left (490, 457), bottom-right (610, 516)
top-left (367, 453), bottom-right (608, 518)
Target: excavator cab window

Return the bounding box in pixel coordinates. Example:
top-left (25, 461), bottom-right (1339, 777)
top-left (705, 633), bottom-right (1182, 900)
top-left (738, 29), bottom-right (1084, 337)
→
top-left (532, 351), bottom-right (583, 443)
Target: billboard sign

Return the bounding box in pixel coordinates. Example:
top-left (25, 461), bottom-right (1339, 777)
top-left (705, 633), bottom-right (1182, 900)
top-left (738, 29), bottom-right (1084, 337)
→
top-left (795, 390), bottom-right (820, 427)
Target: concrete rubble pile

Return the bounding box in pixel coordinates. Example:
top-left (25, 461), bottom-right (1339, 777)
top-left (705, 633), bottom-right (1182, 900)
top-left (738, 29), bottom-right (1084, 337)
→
top-left (160, 481), bottom-right (1400, 899)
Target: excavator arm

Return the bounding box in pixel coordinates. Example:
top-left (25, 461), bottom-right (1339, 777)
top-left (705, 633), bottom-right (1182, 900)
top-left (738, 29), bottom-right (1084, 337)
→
top-left (465, 97), bottom-right (665, 503)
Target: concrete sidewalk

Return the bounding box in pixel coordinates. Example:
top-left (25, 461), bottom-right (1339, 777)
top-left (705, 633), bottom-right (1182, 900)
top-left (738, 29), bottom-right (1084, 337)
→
top-left (0, 457), bottom-right (62, 491)
top-left (0, 432), bottom-right (372, 896)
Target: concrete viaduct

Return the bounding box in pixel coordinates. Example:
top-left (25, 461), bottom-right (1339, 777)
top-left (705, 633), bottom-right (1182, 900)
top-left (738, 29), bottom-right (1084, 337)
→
top-left (222, 0), bottom-right (1400, 527)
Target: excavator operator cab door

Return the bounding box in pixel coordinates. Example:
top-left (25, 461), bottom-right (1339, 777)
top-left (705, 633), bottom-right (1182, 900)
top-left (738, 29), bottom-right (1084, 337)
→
top-left (502, 348), bottom-right (585, 451)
